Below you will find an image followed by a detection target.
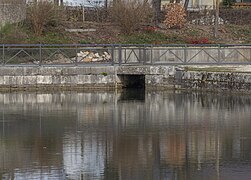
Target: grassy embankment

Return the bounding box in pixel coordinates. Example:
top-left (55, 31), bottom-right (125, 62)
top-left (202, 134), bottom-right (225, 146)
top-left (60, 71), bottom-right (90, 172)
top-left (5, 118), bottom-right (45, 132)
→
top-left (0, 21), bottom-right (250, 44)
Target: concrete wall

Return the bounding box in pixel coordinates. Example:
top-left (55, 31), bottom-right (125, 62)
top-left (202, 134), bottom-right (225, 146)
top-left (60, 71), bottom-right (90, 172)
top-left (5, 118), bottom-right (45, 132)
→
top-left (0, 66), bottom-right (251, 92)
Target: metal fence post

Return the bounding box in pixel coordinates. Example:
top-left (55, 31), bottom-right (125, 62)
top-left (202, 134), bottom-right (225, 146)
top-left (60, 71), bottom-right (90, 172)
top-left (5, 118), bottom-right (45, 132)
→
top-left (217, 44), bottom-right (221, 64)
top-left (2, 44), bottom-right (5, 66)
top-left (150, 45), bottom-right (153, 65)
top-left (184, 44), bottom-right (187, 64)
top-left (39, 44), bottom-right (42, 66)
top-left (118, 45), bottom-right (122, 66)
top-left (111, 45), bottom-right (114, 66)
top-left (249, 47), bottom-right (251, 64)
top-left (75, 45), bottom-right (78, 66)
top-left (143, 44), bottom-right (146, 65)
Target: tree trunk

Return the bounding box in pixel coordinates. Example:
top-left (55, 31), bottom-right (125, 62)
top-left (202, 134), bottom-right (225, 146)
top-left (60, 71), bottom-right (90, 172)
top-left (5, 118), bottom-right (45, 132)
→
top-left (184, 0), bottom-right (189, 10)
top-left (152, 0), bottom-right (161, 24)
top-left (105, 0), bottom-right (108, 9)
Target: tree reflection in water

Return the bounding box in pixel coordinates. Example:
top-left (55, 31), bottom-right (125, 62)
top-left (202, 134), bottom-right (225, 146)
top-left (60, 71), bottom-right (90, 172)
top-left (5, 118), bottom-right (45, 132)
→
top-left (0, 91), bottom-right (251, 180)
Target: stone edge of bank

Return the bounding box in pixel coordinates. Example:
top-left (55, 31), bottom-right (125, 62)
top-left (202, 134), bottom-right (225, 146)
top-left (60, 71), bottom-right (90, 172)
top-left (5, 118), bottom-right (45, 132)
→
top-left (0, 66), bottom-right (250, 93)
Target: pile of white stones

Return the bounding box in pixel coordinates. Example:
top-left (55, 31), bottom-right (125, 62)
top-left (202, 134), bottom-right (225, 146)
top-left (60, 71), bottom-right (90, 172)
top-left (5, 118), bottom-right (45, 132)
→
top-left (191, 15), bottom-right (226, 25)
top-left (76, 51), bottom-right (112, 62)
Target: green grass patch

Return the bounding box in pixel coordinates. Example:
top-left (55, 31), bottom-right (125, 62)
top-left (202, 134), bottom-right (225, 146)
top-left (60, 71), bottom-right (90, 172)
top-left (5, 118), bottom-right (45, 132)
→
top-left (187, 29), bottom-right (201, 36)
top-left (101, 72), bottom-right (108, 76)
top-left (27, 32), bottom-right (70, 44)
top-left (225, 24), bottom-right (251, 44)
top-left (0, 23), bottom-right (28, 44)
top-left (0, 23), bottom-right (14, 35)
top-left (0, 23), bottom-right (70, 44)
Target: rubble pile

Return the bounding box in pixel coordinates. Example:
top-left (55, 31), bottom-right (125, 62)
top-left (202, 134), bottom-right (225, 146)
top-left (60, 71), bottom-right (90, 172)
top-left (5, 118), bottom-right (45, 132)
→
top-left (31, 51), bottom-right (112, 64)
top-left (191, 15), bottom-right (226, 25)
top-left (76, 51), bottom-right (112, 62)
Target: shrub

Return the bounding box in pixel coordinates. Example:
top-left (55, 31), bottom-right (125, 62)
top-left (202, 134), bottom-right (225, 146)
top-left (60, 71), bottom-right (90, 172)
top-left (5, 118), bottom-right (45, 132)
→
top-left (163, 3), bottom-right (186, 29)
top-left (109, 0), bottom-right (153, 34)
top-left (27, 1), bottom-right (65, 36)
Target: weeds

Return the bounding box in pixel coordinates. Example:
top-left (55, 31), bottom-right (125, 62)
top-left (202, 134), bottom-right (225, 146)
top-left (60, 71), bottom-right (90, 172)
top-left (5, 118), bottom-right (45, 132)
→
top-left (101, 72), bottom-right (108, 76)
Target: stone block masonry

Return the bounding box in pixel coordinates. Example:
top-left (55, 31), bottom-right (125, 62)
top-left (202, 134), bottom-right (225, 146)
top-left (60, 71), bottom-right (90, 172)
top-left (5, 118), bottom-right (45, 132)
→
top-left (0, 66), bottom-right (118, 90)
top-left (0, 66), bottom-right (251, 92)
top-left (179, 71), bottom-right (251, 92)
top-left (0, 66), bottom-right (176, 90)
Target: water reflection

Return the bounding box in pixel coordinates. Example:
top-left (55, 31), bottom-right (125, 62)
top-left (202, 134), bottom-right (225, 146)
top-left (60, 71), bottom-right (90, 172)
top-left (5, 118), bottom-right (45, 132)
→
top-left (0, 91), bottom-right (251, 180)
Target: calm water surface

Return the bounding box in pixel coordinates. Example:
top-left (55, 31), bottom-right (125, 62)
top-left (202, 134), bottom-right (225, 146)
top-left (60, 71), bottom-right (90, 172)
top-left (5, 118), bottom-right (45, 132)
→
top-left (0, 90), bottom-right (251, 180)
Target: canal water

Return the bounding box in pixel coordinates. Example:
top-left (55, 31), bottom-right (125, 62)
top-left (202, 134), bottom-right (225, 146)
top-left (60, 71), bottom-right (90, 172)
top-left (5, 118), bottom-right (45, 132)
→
top-left (0, 90), bottom-right (251, 180)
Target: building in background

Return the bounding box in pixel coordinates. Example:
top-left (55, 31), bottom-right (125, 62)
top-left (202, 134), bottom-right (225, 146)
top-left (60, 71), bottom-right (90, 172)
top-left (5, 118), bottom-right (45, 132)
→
top-left (161, 0), bottom-right (223, 10)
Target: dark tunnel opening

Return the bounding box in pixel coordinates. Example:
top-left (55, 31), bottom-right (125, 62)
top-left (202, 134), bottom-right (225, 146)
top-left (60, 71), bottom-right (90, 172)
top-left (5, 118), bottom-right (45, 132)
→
top-left (118, 75), bottom-right (145, 89)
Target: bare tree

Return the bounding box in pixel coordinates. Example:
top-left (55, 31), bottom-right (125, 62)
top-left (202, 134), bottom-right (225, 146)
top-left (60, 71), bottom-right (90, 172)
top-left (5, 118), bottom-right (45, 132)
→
top-left (184, 0), bottom-right (189, 10)
top-left (53, 0), bottom-right (63, 6)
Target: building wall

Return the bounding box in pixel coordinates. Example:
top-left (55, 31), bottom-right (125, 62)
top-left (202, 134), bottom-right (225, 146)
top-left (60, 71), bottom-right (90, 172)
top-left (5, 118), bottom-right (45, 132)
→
top-left (161, 0), bottom-right (223, 10)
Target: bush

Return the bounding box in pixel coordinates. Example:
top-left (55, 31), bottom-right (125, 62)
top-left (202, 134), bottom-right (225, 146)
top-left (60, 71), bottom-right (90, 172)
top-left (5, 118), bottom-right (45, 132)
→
top-left (109, 0), bottom-right (153, 34)
top-left (163, 3), bottom-right (186, 29)
top-left (27, 1), bottom-right (65, 36)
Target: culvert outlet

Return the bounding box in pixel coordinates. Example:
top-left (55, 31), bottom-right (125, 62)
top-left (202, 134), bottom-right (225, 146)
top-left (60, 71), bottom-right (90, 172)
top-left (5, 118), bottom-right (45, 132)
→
top-left (118, 75), bottom-right (145, 88)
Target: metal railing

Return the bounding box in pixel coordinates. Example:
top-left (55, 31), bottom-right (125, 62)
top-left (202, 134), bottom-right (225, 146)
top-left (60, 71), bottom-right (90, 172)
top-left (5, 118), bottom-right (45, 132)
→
top-left (0, 44), bottom-right (250, 66)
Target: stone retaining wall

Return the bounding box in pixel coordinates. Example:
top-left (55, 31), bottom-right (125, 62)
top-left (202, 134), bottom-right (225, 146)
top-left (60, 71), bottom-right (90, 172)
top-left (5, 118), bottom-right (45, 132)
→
top-left (178, 71), bottom-right (251, 92)
top-left (0, 66), bottom-right (251, 92)
top-left (0, 2), bottom-right (26, 26)
top-left (0, 66), bottom-right (117, 90)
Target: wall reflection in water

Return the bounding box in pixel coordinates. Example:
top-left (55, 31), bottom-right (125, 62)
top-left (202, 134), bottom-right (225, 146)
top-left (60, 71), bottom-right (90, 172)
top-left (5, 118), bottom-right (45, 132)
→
top-left (0, 91), bottom-right (251, 180)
